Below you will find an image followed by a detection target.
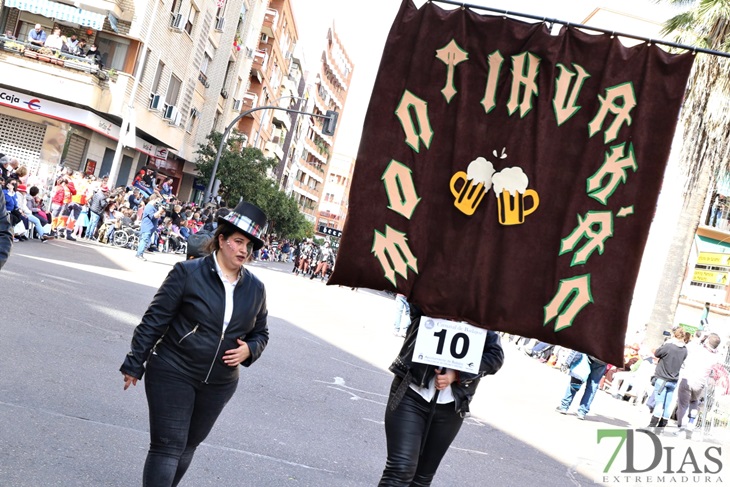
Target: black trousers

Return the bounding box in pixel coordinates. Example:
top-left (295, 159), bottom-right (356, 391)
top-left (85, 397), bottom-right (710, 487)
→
top-left (142, 355), bottom-right (238, 487)
top-left (378, 380), bottom-right (464, 486)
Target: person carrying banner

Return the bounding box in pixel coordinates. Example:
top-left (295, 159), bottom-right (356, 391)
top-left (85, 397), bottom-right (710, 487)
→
top-left (120, 201), bottom-right (269, 486)
top-left (378, 303), bottom-right (504, 486)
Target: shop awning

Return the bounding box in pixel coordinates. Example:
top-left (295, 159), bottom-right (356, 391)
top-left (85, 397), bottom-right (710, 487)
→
top-left (5, 0), bottom-right (106, 30)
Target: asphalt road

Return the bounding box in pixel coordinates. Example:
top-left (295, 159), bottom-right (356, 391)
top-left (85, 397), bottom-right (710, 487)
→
top-left (4, 238), bottom-right (722, 486)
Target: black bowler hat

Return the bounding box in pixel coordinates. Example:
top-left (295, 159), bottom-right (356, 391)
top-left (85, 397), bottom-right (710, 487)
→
top-left (219, 201), bottom-right (267, 251)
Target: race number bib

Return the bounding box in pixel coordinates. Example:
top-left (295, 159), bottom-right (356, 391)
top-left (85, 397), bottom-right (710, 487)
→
top-left (412, 317), bottom-right (487, 373)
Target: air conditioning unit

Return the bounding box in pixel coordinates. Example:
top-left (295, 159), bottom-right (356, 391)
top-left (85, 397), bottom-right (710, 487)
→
top-left (149, 93), bottom-right (162, 110)
top-left (170, 13), bottom-right (185, 30)
top-left (261, 33), bottom-right (268, 43)
top-left (163, 104), bottom-right (178, 121)
top-left (170, 110), bottom-right (182, 126)
top-left (232, 99), bottom-right (242, 111)
top-left (245, 47), bottom-right (254, 59)
top-left (214, 17), bottom-right (225, 31)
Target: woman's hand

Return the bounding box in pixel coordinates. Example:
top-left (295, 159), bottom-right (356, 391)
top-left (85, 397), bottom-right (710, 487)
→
top-left (434, 369), bottom-right (457, 390)
top-left (223, 339), bottom-right (251, 367)
top-left (122, 373), bottom-right (138, 391)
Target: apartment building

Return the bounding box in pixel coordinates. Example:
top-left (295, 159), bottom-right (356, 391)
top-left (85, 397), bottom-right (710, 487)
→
top-left (316, 151), bottom-right (353, 237)
top-left (0, 0), bottom-right (267, 202)
top-left (289, 25), bottom-right (353, 222)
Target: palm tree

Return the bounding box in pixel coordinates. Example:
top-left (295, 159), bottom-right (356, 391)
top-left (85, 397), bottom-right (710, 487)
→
top-left (645, 0), bottom-right (730, 348)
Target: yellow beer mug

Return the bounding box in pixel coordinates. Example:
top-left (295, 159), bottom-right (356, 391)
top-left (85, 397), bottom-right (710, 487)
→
top-left (497, 189), bottom-right (539, 225)
top-left (450, 171), bottom-right (486, 216)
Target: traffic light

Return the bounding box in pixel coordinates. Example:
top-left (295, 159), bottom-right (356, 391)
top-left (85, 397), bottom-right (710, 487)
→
top-left (323, 110), bottom-right (339, 136)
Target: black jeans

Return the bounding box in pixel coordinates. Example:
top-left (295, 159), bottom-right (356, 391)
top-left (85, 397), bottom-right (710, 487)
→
top-left (143, 355), bottom-right (238, 487)
top-left (378, 381), bottom-right (464, 486)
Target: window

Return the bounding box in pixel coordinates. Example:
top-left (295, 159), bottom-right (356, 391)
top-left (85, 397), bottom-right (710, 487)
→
top-left (200, 52), bottom-right (212, 76)
top-left (96, 32), bottom-right (131, 72)
top-left (151, 60), bottom-right (165, 94)
top-left (170, 0), bottom-right (180, 14)
top-left (166, 74), bottom-right (182, 106)
top-left (185, 6), bottom-right (198, 35)
top-left (186, 107), bottom-right (198, 133)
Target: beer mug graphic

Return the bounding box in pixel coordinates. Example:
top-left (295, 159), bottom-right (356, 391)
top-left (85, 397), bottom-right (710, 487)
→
top-left (496, 188), bottom-right (539, 225)
top-left (450, 171), bottom-right (486, 216)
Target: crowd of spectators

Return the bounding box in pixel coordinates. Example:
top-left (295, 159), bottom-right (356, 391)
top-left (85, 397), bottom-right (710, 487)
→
top-left (1, 159), bottom-right (226, 255)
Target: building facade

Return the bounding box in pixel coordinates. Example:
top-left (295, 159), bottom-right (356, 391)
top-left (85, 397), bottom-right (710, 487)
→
top-left (0, 0), bottom-right (267, 202)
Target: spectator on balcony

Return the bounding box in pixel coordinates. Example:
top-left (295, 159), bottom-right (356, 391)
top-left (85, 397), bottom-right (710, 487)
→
top-left (62, 34), bottom-right (79, 54)
top-left (74, 39), bottom-right (87, 56)
top-left (28, 24), bottom-right (47, 47)
top-left (44, 27), bottom-right (63, 51)
top-left (86, 44), bottom-right (103, 67)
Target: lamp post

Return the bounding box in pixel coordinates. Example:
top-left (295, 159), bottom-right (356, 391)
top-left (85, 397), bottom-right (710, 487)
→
top-left (252, 95), bottom-right (307, 149)
top-left (203, 106), bottom-right (337, 204)
top-left (106, 0), bottom-right (160, 188)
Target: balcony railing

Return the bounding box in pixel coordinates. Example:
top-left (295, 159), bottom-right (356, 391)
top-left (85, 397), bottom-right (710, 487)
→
top-left (262, 8), bottom-right (279, 37)
top-left (0, 36), bottom-right (101, 75)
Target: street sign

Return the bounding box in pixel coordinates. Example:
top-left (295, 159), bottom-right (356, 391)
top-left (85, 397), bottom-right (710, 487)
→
top-left (412, 317), bottom-right (487, 373)
top-left (318, 225), bottom-right (342, 238)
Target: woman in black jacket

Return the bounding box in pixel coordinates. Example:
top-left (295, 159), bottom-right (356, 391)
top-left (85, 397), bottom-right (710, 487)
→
top-left (378, 304), bottom-right (504, 486)
top-left (121, 201), bottom-right (269, 487)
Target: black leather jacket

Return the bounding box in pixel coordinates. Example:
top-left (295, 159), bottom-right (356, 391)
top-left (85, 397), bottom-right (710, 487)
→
top-left (0, 191), bottom-right (12, 270)
top-left (121, 254), bottom-right (268, 384)
top-left (389, 304), bottom-right (504, 417)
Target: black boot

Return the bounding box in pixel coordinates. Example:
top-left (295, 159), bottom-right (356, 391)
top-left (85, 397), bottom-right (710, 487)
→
top-left (640, 416), bottom-right (660, 434)
top-left (656, 418), bottom-right (668, 434)
top-left (66, 230), bottom-right (76, 241)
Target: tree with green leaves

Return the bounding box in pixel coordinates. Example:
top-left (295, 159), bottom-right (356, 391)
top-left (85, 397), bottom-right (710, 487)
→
top-left (194, 131), bottom-right (314, 240)
top-left (645, 0), bottom-right (730, 347)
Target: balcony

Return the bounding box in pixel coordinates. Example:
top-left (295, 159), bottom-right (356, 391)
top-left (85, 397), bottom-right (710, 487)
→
top-left (264, 139), bottom-right (284, 161)
top-left (271, 109), bottom-right (291, 131)
top-left (251, 49), bottom-right (268, 79)
top-left (241, 91), bottom-right (258, 114)
top-left (262, 8), bottom-right (279, 38)
top-left (0, 39), bottom-right (109, 112)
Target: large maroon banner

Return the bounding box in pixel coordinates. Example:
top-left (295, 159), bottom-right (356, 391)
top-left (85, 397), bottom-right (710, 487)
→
top-left (328, 0), bottom-right (694, 364)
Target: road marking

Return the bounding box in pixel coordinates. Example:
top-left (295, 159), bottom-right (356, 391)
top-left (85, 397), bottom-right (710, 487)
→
top-left (450, 446), bottom-right (489, 455)
top-left (363, 417), bottom-right (384, 425)
top-left (67, 317), bottom-right (125, 337)
top-left (330, 357), bottom-right (391, 375)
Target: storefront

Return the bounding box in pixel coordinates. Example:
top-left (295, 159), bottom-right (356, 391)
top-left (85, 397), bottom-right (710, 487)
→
top-left (0, 86), bottom-right (160, 189)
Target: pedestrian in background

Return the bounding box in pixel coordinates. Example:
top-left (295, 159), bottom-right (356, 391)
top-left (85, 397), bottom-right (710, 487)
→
top-left (120, 201), bottom-right (270, 487)
top-left (646, 327), bottom-right (689, 431)
top-left (378, 304), bottom-right (504, 486)
top-left (0, 190), bottom-right (12, 269)
top-left (555, 352), bottom-right (607, 420)
top-left (392, 293), bottom-right (409, 337)
top-left (135, 192), bottom-right (164, 261)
